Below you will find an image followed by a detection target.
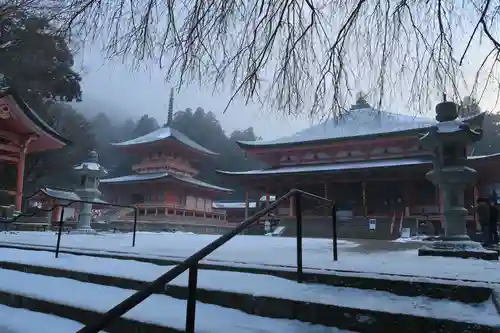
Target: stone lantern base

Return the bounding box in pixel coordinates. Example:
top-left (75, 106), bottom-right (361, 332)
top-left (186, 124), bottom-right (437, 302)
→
top-left (418, 235), bottom-right (498, 261)
top-left (71, 227), bottom-right (98, 235)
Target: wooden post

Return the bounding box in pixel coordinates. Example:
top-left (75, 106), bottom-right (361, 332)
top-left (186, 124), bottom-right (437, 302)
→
top-left (244, 189), bottom-right (249, 219)
top-left (405, 181), bottom-right (412, 217)
top-left (362, 181), bottom-right (367, 217)
top-left (15, 145), bottom-right (27, 211)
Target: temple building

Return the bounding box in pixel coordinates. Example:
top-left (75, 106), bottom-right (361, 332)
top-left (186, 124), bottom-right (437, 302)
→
top-left (0, 86), bottom-right (70, 211)
top-left (101, 90), bottom-right (233, 222)
top-left (216, 96), bottom-right (500, 239)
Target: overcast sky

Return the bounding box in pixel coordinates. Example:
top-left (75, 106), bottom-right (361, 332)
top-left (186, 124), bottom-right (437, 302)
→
top-left (75, 45), bottom-right (312, 140)
top-left (74, 35), bottom-right (497, 141)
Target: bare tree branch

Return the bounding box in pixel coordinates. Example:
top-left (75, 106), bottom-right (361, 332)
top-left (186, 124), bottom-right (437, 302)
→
top-left (38, 0), bottom-right (500, 117)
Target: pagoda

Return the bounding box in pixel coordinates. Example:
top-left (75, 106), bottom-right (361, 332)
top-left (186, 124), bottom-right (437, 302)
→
top-left (101, 89), bottom-right (232, 222)
top-left (216, 95), bottom-right (500, 239)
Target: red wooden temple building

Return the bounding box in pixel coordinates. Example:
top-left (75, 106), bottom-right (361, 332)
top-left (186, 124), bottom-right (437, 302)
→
top-left (216, 96), bottom-right (500, 239)
top-left (0, 86), bottom-right (70, 211)
top-left (101, 91), bottom-right (232, 223)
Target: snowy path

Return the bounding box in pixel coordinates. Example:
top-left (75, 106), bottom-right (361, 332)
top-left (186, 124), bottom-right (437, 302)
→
top-left (0, 268), bottom-right (352, 333)
top-left (0, 231), bottom-right (499, 283)
top-left (0, 248), bottom-right (498, 326)
top-left (0, 305), bottom-right (107, 333)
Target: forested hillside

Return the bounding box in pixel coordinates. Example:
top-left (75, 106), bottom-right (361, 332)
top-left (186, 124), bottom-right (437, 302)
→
top-left (88, 108), bottom-right (265, 200)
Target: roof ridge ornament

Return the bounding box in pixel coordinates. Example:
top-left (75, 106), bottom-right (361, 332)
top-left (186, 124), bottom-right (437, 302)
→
top-left (166, 87), bottom-right (174, 126)
top-left (351, 92), bottom-right (371, 110)
top-left (435, 94), bottom-right (458, 123)
top-left (86, 148), bottom-right (99, 163)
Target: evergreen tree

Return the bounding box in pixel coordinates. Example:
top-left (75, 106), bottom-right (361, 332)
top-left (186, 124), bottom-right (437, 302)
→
top-left (0, 8), bottom-right (85, 193)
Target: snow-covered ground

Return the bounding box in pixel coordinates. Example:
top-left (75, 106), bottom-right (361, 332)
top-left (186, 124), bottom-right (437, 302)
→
top-left (0, 231), bottom-right (499, 283)
top-left (393, 236), bottom-right (431, 243)
top-left (0, 247), bottom-right (498, 327)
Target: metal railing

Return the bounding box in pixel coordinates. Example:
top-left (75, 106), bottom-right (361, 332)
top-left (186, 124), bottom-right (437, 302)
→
top-left (0, 189), bottom-right (138, 258)
top-left (76, 189), bottom-right (336, 333)
top-left (53, 202), bottom-right (138, 258)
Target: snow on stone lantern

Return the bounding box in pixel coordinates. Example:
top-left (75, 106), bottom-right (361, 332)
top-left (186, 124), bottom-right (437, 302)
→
top-left (418, 95), bottom-right (498, 260)
top-left (73, 149), bottom-right (108, 233)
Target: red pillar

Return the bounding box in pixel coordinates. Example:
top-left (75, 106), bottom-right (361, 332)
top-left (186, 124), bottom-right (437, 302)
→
top-left (51, 205), bottom-right (62, 224)
top-left (15, 146), bottom-right (27, 211)
top-left (404, 181), bottom-right (413, 216)
top-left (362, 181), bottom-right (367, 217)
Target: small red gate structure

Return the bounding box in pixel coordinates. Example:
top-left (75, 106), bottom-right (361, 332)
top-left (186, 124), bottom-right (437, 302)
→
top-left (0, 86), bottom-right (70, 211)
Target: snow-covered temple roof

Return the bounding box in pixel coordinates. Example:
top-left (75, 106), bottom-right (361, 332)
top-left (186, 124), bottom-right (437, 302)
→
top-left (237, 101), bottom-right (483, 149)
top-left (216, 153), bottom-right (500, 177)
top-left (212, 196), bottom-right (275, 209)
top-left (101, 172), bottom-right (232, 192)
top-left (33, 187), bottom-right (111, 205)
top-left (111, 126), bottom-right (218, 156)
top-left (212, 201), bottom-right (257, 209)
top-left (217, 156), bottom-right (431, 176)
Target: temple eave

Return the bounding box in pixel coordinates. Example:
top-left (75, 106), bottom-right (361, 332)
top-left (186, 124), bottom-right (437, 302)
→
top-left (216, 152), bottom-right (500, 177)
top-left (236, 128), bottom-right (422, 150)
top-left (0, 86), bottom-right (71, 150)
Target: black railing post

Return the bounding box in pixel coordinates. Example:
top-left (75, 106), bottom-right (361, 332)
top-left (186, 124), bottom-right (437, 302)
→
top-left (55, 206), bottom-right (65, 259)
top-left (132, 207), bottom-right (138, 247)
top-left (294, 192), bottom-right (303, 283)
top-left (332, 203), bottom-right (338, 261)
top-left (185, 264), bottom-right (198, 333)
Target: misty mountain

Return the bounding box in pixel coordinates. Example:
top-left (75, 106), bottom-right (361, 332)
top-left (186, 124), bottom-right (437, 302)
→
top-left (69, 94), bottom-right (137, 125)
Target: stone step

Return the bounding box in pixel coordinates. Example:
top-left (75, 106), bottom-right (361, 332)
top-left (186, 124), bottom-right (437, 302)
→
top-left (0, 268), bottom-right (349, 333)
top-left (0, 249), bottom-right (498, 332)
top-left (0, 304), bottom-right (107, 333)
top-left (0, 242), bottom-right (493, 303)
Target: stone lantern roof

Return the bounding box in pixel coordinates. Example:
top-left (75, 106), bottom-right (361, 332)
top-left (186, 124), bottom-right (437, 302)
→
top-left (73, 149), bottom-right (108, 177)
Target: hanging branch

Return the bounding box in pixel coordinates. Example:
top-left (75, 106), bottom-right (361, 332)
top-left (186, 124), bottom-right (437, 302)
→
top-left (33, 0), bottom-right (500, 117)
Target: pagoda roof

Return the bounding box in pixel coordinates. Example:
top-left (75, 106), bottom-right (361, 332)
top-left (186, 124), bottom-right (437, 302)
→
top-left (237, 108), bottom-right (483, 149)
top-left (111, 126), bottom-right (218, 156)
top-left (216, 153), bottom-right (499, 177)
top-left (0, 86), bottom-right (71, 152)
top-left (101, 172), bottom-right (233, 193)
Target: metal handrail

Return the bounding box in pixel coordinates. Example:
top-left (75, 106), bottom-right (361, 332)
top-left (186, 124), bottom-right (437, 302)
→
top-left (76, 189), bottom-right (335, 333)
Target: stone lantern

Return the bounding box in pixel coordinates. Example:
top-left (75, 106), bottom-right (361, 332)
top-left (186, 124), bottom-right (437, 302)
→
top-left (418, 95), bottom-right (498, 260)
top-left (73, 149), bottom-right (108, 233)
